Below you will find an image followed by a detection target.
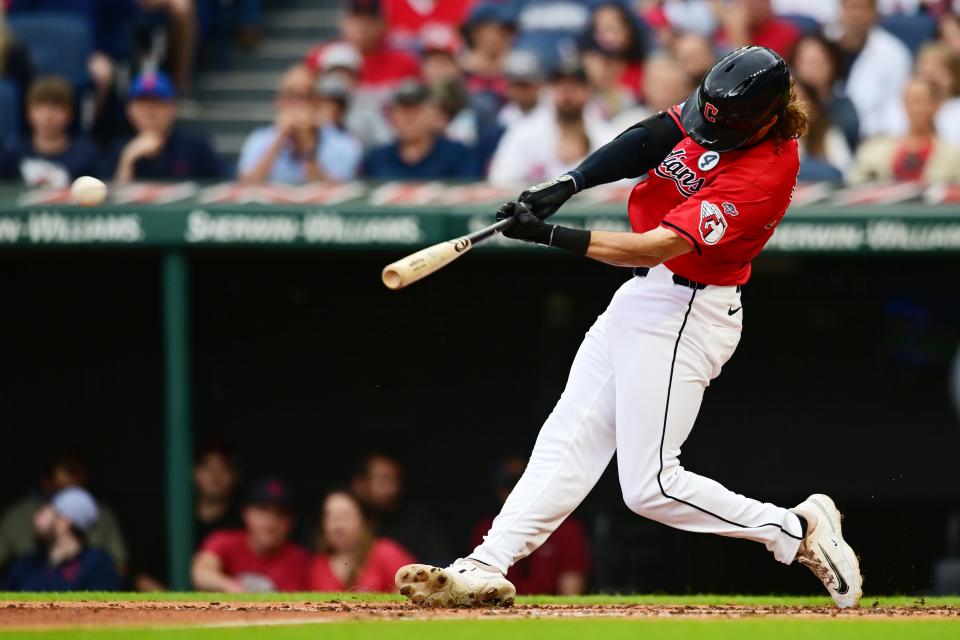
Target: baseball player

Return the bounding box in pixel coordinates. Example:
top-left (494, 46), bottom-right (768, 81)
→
top-left (396, 47), bottom-right (863, 608)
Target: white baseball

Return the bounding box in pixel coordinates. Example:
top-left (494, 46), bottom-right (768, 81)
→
top-left (70, 176), bottom-right (108, 207)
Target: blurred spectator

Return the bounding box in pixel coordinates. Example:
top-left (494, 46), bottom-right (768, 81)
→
top-left (363, 80), bottom-right (482, 180)
top-left (305, 0), bottom-right (419, 92)
top-left (314, 42), bottom-right (395, 148)
top-left (913, 42), bottom-right (960, 144)
top-left (0, 5), bottom-right (34, 102)
top-left (351, 453), bottom-right (451, 566)
top-left (642, 0), bottom-right (717, 50)
top-left (611, 53), bottom-right (693, 133)
top-left (489, 60), bottom-right (614, 185)
top-left (0, 451), bottom-right (127, 575)
top-left (192, 478), bottom-right (309, 593)
top-left (771, 0), bottom-right (839, 24)
top-left (848, 77), bottom-right (960, 184)
top-left (581, 39), bottom-right (637, 122)
top-left (461, 3), bottom-right (516, 101)
top-left (829, 0), bottom-right (911, 137)
top-left (470, 457), bottom-right (590, 595)
top-left (383, 0), bottom-right (475, 52)
top-left (139, 0), bottom-right (199, 92)
top-left (712, 0), bottom-right (800, 59)
top-left (515, 0), bottom-right (596, 57)
top-left (0, 76), bottom-right (100, 187)
top-left (585, 2), bottom-right (646, 99)
top-left (107, 71), bottom-right (221, 183)
top-left (2, 487), bottom-right (121, 591)
top-left (308, 490), bottom-right (414, 592)
top-left (498, 49), bottom-right (548, 128)
top-left (940, 12), bottom-right (960, 58)
top-left (194, 442), bottom-right (242, 548)
top-left (238, 65), bottom-right (362, 184)
top-left (791, 32), bottom-right (861, 151)
top-left (671, 32), bottom-right (716, 85)
top-left (794, 80), bottom-right (852, 182)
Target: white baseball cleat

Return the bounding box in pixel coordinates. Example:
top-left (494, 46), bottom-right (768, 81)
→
top-left (395, 559), bottom-right (517, 608)
top-left (792, 494), bottom-right (863, 608)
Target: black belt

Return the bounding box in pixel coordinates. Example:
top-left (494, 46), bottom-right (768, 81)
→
top-left (633, 266), bottom-right (707, 290)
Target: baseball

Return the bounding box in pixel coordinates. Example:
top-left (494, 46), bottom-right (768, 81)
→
top-left (70, 176), bottom-right (108, 207)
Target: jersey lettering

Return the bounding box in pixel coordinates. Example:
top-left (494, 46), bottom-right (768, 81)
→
top-left (654, 149), bottom-right (706, 197)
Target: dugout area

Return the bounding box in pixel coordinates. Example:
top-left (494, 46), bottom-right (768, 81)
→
top-left (0, 251), bottom-right (958, 596)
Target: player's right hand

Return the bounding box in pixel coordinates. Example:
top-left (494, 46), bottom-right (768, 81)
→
top-left (518, 174), bottom-right (579, 220)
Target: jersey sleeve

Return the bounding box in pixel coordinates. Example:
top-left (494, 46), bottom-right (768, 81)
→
top-left (659, 172), bottom-right (784, 256)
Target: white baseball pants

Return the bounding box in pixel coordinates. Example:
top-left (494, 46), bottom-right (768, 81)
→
top-left (471, 264), bottom-right (804, 574)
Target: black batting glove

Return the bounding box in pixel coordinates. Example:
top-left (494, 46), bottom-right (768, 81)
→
top-left (518, 173), bottom-right (580, 220)
top-left (496, 202), bottom-right (552, 244)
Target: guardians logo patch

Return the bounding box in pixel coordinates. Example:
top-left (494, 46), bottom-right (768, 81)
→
top-left (655, 149), bottom-right (706, 197)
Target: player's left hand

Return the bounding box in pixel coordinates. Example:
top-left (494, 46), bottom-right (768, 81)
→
top-left (517, 174), bottom-right (579, 220)
top-left (496, 202), bottom-right (552, 244)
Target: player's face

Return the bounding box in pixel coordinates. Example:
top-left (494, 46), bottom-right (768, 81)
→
top-left (127, 99), bottom-right (177, 136)
top-left (243, 505), bottom-right (292, 552)
top-left (322, 493), bottom-right (367, 552)
top-left (794, 39), bottom-right (834, 92)
top-left (27, 102), bottom-right (71, 139)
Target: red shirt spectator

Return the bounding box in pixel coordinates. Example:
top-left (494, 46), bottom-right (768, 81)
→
top-left (743, 18), bottom-right (800, 60)
top-left (191, 478), bottom-right (309, 593)
top-left (471, 516), bottom-right (591, 595)
top-left (309, 538), bottom-right (414, 592)
top-left (383, 0), bottom-right (476, 51)
top-left (201, 529), bottom-right (310, 592)
top-left (714, 0), bottom-right (799, 60)
top-left (305, 0), bottom-right (419, 89)
top-left (308, 489), bottom-right (416, 593)
top-left (305, 42), bottom-right (419, 89)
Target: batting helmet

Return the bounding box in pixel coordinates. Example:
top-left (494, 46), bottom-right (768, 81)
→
top-left (680, 46), bottom-right (791, 152)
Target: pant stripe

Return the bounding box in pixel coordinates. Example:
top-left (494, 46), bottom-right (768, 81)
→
top-left (657, 288), bottom-right (802, 542)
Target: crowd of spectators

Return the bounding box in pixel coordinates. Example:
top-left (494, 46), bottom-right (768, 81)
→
top-left (0, 446), bottom-right (592, 594)
top-left (2, 0), bottom-right (960, 189)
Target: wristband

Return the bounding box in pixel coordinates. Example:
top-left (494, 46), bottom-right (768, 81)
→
top-left (548, 225), bottom-right (591, 255)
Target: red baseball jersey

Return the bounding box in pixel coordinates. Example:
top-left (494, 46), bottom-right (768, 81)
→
top-left (628, 106), bottom-right (800, 286)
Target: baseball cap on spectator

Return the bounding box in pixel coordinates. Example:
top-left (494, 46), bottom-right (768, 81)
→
top-left (321, 42), bottom-right (362, 74)
top-left (247, 477), bottom-right (293, 510)
top-left (463, 2), bottom-right (515, 30)
top-left (504, 50), bottom-right (544, 84)
top-left (129, 71), bottom-right (176, 102)
top-left (344, 0), bottom-right (382, 16)
top-left (318, 74), bottom-right (352, 106)
top-left (551, 58), bottom-right (588, 84)
top-left (421, 26), bottom-right (462, 57)
top-left (51, 487), bottom-right (99, 532)
top-left (392, 79), bottom-right (432, 106)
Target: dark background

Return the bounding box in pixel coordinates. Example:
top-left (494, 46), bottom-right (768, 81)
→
top-left (1, 250), bottom-right (958, 594)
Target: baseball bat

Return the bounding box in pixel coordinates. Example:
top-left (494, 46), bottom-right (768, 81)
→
top-left (381, 217), bottom-right (516, 290)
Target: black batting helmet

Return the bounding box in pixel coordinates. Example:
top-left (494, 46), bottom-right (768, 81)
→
top-left (680, 46), bottom-right (791, 152)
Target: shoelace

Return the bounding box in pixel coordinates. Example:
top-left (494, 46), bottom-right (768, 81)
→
top-left (797, 547), bottom-right (836, 590)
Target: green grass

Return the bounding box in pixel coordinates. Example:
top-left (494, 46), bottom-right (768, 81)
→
top-left (1, 592), bottom-right (959, 607)
top-left (2, 593), bottom-right (959, 640)
top-left (9, 619), bottom-right (960, 640)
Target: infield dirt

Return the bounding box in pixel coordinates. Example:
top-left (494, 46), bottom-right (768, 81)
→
top-left (1, 600), bottom-right (959, 630)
